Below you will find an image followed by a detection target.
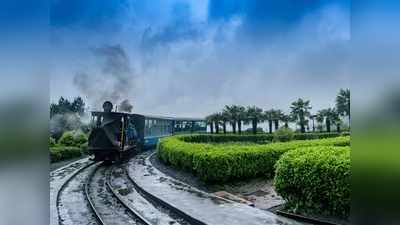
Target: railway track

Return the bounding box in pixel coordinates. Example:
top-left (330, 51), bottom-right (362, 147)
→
top-left (53, 157), bottom-right (200, 225)
top-left (53, 159), bottom-right (97, 225)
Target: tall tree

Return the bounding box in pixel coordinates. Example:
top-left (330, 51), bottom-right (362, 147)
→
top-left (273, 109), bottom-right (284, 131)
top-left (336, 88), bottom-right (350, 127)
top-left (245, 106), bottom-right (264, 134)
top-left (290, 98), bottom-right (312, 133)
top-left (71, 97), bottom-right (85, 115)
top-left (316, 111), bottom-right (325, 132)
top-left (237, 106), bottom-right (246, 134)
top-left (50, 96), bottom-right (86, 118)
top-left (264, 110), bottom-right (274, 134)
top-left (224, 105), bottom-right (239, 133)
top-left (213, 113), bottom-right (221, 134)
top-left (319, 108), bottom-right (337, 133)
top-left (221, 111), bottom-right (229, 134)
top-left (205, 114), bottom-right (215, 133)
top-left (331, 109), bottom-right (342, 133)
top-left (309, 115), bottom-right (317, 132)
top-left (280, 113), bottom-right (291, 129)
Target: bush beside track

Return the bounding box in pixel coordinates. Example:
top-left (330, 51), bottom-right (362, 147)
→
top-left (50, 146), bottom-right (83, 163)
top-left (179, 132), bottom-right (346, 143)
top-left (157, 135), bottom-right (350, 182)
top-left (274, 146), bottom-right (350, 217)
top-left (50, 130), bottom-right (88, 163)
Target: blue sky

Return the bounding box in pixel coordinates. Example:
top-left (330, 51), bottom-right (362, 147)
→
top-left (49, 0), bottom-right (351, 117)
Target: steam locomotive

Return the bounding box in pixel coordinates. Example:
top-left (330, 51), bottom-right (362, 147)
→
top-left (88, 101), bottom-right (206, 162)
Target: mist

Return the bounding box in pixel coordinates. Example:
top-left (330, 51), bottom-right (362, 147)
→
top-left (73, 45), bottom-right (135, 112)
top-left (51, 0), bottom-right (350, 117)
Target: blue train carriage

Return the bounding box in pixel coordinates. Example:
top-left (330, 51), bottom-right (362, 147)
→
top-left (142, 115), bottom-right (207, 149)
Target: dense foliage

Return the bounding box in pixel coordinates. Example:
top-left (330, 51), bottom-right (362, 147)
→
top-left (178, 132), bottom-right (346, 144)
top-left (157, 135), bottom-right (350, 182)
top-left (274, 146), bottom-right (350, 217)
top-left (50, 130), bottom-right (89, 163)
top-left (49, 137), bottom-right (56, 147)
top-left (50, 96), bottom-right (85, 118)
top-left (206, 89), bottom-right (350, 135)
top-left (50, 146), bottom-right (83, 163)
top-left (273, 127), bottom-right (294, 142)
top-left (50, 96), bottom-right (88, 139)
top-left (58, 130), bottom-right (88, 147)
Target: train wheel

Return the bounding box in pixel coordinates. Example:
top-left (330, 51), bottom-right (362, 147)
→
top-left (114, 153), bottom-right (122, 164)
top-left (103, 159), bottom-right (113, 165)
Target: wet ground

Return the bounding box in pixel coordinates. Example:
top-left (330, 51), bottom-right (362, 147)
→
top-left (87, 165), bottom-right (143, 225)
top-left (150, 153), bottom-right (285, 210)
top-left (50, 155), bottom-right (88, 172)
top-left (109, 165), bottom-right (185, 225)
top-left (50, 158), bottom-right (92, 225)
top-left (150, 151), bottom-right (349, 225)
top-left (129, 151), bottom-right (310, 225)
top-left (58, 163), bottom-right (98, 225)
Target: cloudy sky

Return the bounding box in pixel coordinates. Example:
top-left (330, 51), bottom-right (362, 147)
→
top-left (50, 0), bottom-right (350, 117)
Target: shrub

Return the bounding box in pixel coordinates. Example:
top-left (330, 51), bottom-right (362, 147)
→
top-left (50, 146), bottom-right (82, 163)
top-left (80, 142), bottom-right (89, 155)
top-left (180, 134), bottom-right (272, 143)
top-left (274, 146), bottom-right (350, 217)
top-left (58, 130), bottom-right (88, 147)
top-left (158, 135), bottom-right (350, 182)
top-left (273, 127), bottom-right (294, 142)
top-left (49, 137), bottom-right (56, 147)
top-left (179, 132), bottom-right (345, 144)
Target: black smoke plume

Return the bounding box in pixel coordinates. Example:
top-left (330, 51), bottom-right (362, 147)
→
top-left (118, 99), bottom-right (133, 112)
top-left (73, 44), bottom-right (135, 110)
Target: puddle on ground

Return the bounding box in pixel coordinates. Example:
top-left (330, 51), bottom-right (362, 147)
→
top-left (118, 187), bottom-right (132, 196)
top-left (248, 190), bottom-right (270, 197)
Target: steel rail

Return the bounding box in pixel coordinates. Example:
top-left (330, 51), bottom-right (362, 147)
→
top-left (105, 166), bottom-right (155, 225)
top-left (84, 163), bottom-right (107, 225)
top-left (56, 160), bottom-right (96, 225)
top-left (125, 161), bottom-right (208, 225)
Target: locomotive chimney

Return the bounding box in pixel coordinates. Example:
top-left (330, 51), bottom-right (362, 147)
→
top-left (103, 101), bottom-right (113, 112)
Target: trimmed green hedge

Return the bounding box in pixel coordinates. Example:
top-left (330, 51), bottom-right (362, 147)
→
top-left (274, 146), bottom-right (350, 217)
top-left (179, 132), bottom-right (347, 144)
top-left (50, 146), bottom-right (83, 163)
top-left (157, 135), bottom-right (350, 182)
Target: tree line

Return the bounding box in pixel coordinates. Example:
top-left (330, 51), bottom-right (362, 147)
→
top-left (50, 96), bottom-right (86, 118)
top-left (50, 96), bottom-right (87, 140)
top-left (205, 89), bottom-right (350, 134)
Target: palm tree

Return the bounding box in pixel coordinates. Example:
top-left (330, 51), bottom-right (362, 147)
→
top-left (316, 111), bottom-right (325, 132)
top-left (237, 106), bottom-right (246, 134)
top-left (336, 88), bottom-right (350, 128)
top-left (264, 110), bottom-right (274, 134)
top-left (280, 113), bottom-right (291, 129)
top-left (290, 98), bottom-right (312, 133)
top-left (205, 114), bottom-right (215, 133)
top-left (273, 110), bottom-right (284, 131)
top-left (245, 106), bottom-right (264, 134)
top-left (213, 113), bottom-right (222, 134)
top-left (224, 105), bottom-right (239, 133)
top-left (319, 108), bottom-right (337, 133)
top-left (309, 114), bottom-right (317, 132)
top-left (331, 109), bottom-right (342, 133)
top-left (221, 111), bottom-right (230, 134)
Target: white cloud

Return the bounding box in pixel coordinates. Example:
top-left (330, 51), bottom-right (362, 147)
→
top-left (51, 2), bottom-right (350, 117)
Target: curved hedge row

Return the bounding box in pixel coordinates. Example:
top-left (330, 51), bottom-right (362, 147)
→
top-left (274, 146), bottom-right (350, 217)
top-left (179, 132), bottom-right (346, 143)
top-left (157, 135), bottom-right (350, 182)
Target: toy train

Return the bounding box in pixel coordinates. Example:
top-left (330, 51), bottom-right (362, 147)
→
top-left (88, 101), bottom-right (206, 162)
